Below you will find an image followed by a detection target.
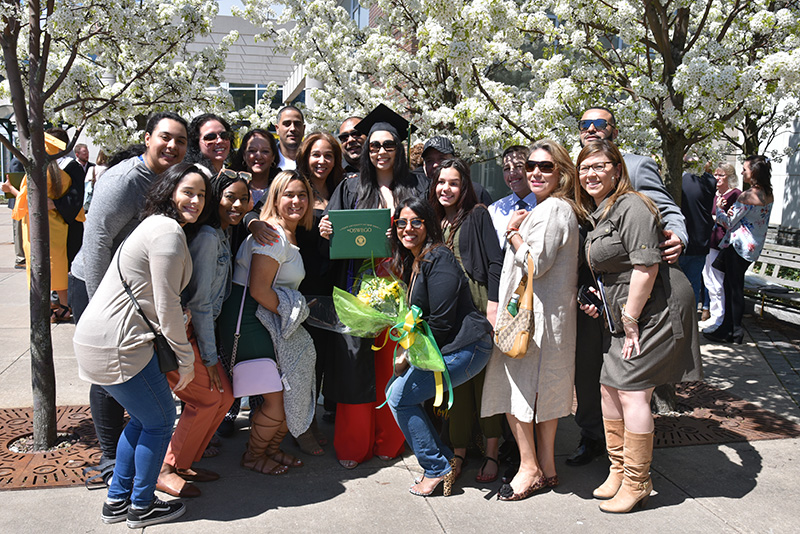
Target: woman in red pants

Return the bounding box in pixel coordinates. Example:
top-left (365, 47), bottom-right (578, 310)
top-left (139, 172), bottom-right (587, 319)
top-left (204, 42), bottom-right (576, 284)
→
top-left (318, 112), bottom-right (426, 469)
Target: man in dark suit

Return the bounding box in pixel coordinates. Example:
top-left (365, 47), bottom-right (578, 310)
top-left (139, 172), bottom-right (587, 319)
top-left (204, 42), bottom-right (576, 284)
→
top-left (567, 107), bottom-right (688, 466)
top-left (679, 168), bottom-right (716, 305)
top-left (6, 156), bottom-right (26, 268)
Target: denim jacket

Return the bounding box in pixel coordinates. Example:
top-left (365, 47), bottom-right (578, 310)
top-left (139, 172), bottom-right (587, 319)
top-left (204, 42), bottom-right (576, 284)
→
top-left (182, 225), bottom-right (232, 366)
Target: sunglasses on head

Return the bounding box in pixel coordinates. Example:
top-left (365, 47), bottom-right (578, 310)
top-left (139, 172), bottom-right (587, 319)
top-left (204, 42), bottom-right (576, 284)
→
top-left (525, 160), bottom-right (555, 173)
top-left (578, 119), bottom-right (613, 132)
top-left (338, 130), bottom-right (363, 143)
top-left (395, 217), bottom-right (424, 229)
top-left (202, 131), bottom-right (232, 142)
top-left (218, 169), bottom-right (252, 181)
top-left (368, 140), bottom-right (397, 153)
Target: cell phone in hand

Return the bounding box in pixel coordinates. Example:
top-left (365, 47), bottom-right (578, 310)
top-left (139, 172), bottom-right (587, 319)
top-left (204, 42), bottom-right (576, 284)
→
top-left (578, 284), bottom-right (604, 313)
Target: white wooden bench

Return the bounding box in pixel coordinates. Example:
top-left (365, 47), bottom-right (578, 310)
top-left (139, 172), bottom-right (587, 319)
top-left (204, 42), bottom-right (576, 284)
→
top-left (744, 243), bottom-right (800, 315)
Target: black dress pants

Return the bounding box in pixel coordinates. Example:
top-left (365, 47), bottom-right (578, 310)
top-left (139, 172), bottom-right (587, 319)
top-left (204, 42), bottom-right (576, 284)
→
top-left (70, 274), bottom-right (126, 461)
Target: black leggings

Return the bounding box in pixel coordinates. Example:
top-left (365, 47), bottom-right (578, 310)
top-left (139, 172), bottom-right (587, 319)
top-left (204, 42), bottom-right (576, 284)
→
top-left (716, 247), bottom-right (751, 340)
top-left (70, 274), bottom-right (126, 460)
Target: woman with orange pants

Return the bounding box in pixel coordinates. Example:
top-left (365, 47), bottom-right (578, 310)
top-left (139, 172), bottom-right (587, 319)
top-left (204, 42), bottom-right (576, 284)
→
top-left (156, 169), bottom-right (250, 497)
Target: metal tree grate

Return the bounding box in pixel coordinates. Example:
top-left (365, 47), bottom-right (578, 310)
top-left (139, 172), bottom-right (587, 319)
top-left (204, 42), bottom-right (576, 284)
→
top-left (0, 405), bottom-right (101, 491)
top-left (654, 381), bottom-right (800, 447)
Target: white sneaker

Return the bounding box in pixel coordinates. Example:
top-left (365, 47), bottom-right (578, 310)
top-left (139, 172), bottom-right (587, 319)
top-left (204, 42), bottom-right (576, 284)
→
top-left (698, 317), bottom-right (721, 330)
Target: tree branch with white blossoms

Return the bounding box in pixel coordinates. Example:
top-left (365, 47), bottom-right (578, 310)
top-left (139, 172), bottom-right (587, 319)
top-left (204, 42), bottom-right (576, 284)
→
top-left (0, 0), bottom-right (233, 449)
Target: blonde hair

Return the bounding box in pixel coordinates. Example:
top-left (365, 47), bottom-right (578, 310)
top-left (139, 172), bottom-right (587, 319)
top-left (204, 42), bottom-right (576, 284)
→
top-left (260, 170), bottom-right (314, 229)
top-left (716, 162), bottom-right (738, 189)
top-left (576, 140), bottom-right (660, 223)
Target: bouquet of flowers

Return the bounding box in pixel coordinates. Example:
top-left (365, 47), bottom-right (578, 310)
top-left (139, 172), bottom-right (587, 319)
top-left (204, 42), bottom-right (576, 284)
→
top-left (332, 259), bottom-right (453, 408)
top-left (332, 266), bottom-right (408, 338)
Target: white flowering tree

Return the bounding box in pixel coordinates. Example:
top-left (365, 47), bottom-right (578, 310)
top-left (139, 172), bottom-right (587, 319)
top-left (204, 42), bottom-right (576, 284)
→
top-left (0, 0), bottom-right (232, 449)
top-left (243, 0), bottom-right (800, 201)
top-left (554, 0), bottom-right (800, 201)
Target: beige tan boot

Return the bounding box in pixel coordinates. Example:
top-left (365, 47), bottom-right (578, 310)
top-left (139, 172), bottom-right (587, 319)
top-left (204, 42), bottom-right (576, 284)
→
top-left (599, 429), bottom-right (653, 513)
top-left (593, 418), bottom-right (624, 499)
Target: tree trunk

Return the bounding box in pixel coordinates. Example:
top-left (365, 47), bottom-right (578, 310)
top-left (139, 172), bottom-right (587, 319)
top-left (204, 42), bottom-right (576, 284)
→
top-left (742, 116), bottom-right (760, 157)
top-left (651, 130), bottom-right (686, 415)
top-left (26, 121), bottom-right (57, 450)
top-left (659, 133), bottom-right (686, 209)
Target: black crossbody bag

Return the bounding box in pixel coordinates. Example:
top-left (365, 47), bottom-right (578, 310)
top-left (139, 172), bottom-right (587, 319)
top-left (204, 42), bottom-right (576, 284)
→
top-left (116, 238), bottom-right (179, 373)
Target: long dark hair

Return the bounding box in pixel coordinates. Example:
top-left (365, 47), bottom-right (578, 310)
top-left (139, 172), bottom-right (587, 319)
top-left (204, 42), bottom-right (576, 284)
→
top-left (185, 113), bottom-right (232, 168)
top-left (744, 155), bottom-right (773, 197)
top-left (389, 197), bottom-right (444, 284)
top-left (232, 128), bottom-right (279, 177)
top-left (202, 170), bottom-right (251, 230)
top-left (357, 127), bottom-right (412, 209)
top-left (142, 162), bottom-right (212, 231)
top-left (296, 131), bottom-right (344, 201)
top-left (428, 158), bottom-right (478, 246)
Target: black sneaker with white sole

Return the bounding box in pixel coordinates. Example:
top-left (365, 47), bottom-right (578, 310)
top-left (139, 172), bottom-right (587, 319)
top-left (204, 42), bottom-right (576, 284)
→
top-left (126, 498), bottom-right (185, 529)
top-left (101, 499), bottom-right (129, 524)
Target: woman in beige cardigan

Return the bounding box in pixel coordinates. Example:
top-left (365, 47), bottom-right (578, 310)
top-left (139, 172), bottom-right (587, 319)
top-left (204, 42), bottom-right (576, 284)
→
top-left (481, 139), bottom-right (580, 501)
top-left (74, 163), bottom-right (210, 528)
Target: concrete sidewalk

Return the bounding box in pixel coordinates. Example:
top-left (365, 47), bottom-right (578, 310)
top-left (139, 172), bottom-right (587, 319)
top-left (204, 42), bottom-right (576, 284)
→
top-left (1, 208), bottom-right (799, 533)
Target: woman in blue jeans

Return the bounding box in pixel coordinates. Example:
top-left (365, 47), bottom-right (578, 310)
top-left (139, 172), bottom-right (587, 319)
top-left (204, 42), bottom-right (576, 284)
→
top-left (386, 198), bottom-right (493, 497)
top-left (74, 163), bottom-right (211, 528)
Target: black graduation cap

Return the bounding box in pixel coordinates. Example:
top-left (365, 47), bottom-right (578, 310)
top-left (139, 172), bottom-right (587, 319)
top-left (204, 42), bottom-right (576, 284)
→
top-left (354, 104), bottom-right (417, 141)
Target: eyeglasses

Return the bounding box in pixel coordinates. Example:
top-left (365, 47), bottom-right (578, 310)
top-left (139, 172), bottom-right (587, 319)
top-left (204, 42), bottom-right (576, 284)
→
top-left (578, 161), bottom-right (615, 175)
top-left (578, 119), bottom-right (613, 132)
top-left (218, 169), bottom-right (252, 181)
top-left (395, 218), bottom-right (424, 229)
top-left (202, 131), bottom-right (232, 142)
top-left (525, 160), bottom-right (556, 173)
top-left (338, 130), bottom-right (363, 143)
top-left (368, 140), bottom-right (397, 153)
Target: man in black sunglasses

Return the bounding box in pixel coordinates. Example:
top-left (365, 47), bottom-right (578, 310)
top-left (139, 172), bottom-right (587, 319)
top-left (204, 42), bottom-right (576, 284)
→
top-left (338, 116), bottom-right (366, 178)
top-left (567, 107), bottom-right (689, 468)
top-left (578, 107), bottom-right (687, 261)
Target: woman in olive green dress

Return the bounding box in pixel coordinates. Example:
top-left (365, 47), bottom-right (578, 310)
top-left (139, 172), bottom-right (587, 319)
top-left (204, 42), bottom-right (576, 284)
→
top-left (576, 140), bottom-right (701, 513)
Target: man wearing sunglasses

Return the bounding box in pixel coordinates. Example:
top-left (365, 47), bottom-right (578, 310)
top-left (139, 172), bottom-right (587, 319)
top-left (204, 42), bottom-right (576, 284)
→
top-left (487, 145), bottom-right (537, 248)
top-left (567, 107), bottom-right (689, 468)
top-left (577, 107), bottom-right (687, 262)
top-left (276, 105), bottom-right (306, 171)
top-left (338, 116), bottom-right (366, 178)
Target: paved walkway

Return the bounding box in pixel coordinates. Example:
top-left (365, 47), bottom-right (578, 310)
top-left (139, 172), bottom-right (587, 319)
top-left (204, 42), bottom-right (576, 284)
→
top-left (1, 208), bottom-right (799, 533)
